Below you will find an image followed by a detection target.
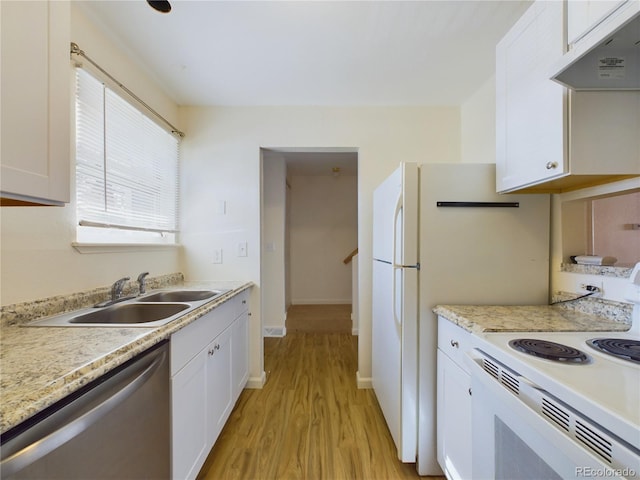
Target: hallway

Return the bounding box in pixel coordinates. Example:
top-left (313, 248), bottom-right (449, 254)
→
top-left (197, 327), bottom-right (425, 479)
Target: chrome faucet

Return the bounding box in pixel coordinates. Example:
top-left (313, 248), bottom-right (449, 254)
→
top-left (111, 277), bottom-right (130, 301)
top-left (137, 272), bottom-right (150, 295)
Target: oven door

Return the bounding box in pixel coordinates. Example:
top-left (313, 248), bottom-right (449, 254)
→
top-left (468, 350), bottom-right (637, 480)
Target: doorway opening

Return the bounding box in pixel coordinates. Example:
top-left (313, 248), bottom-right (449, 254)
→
top-left (260, 148), bottom-right (359, 339)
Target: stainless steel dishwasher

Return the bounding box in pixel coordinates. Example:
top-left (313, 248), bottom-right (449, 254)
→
top-left (1, 340), bottom-right (170, 479)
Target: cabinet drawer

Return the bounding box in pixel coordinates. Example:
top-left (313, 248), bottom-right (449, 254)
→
top-left (234, 289), bottom-right (249, 318)
top-left (171, 300), bottom-right (234, 375)
top-left (437, 316), bottom-right (471, 372)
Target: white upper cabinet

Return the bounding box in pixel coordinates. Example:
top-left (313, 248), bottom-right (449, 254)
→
top-left (496, 0), bottom-right (640, 193)
top-left (567, 0), bottom-right (628, 45)
top-left (496, 1), bottom-right (566, 192)
top-left (0, 1), bottom-right (71, 206)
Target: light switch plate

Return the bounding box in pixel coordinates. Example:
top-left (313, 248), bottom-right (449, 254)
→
top-left (213, 248), bottom-right (223, 264)
top-left (238, 241), bottom-right (248, 257)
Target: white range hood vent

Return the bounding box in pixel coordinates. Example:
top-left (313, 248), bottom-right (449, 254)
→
top-left (552, 13), bottom-right (640, 90)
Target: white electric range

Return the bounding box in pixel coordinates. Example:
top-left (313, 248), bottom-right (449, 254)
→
top-left (468, 264), bottom-right (640, 480)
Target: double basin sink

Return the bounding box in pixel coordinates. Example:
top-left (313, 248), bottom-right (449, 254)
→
top-left (27, 289), bottom-right (230, 328)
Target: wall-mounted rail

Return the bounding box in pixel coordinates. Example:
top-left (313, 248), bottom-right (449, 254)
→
top-left (436, 201), bottom-right (520, 208)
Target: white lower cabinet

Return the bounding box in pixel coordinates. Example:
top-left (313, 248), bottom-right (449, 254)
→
top-left (232, 309), bottom-right (250, 399)
top-left (171, 348), bottom-right (209, 480)
top-left (206, 326), bottom-right (233, 445)
top-left (437, 317), bottom-right (472, 480)
top-left (170, 291), bottom-right (250, 480)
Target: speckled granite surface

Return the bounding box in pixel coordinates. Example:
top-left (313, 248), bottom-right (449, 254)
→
top-left (561, 263), bottom-right (633, 278)
top-left (551, 292), bottom-right (633, 324)
top-left (0, 273), bottom-right (184, 327)
top-left (433, 303), bottom-right (631, 335)
top-left (0, 279), bottom-right (253, 435)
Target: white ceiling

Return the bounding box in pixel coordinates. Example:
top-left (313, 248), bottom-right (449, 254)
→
top-left (77, 0), bottom-right (532, 107)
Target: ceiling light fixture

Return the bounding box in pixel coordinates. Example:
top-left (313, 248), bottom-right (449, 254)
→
top-left (332, 167), bottom-right (341, 178)
top-left (147, 0), bottom-right (172, 13)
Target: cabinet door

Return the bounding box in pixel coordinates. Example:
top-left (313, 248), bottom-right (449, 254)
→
top-left (206, 326), bottom-right (233, 445)
top-left (0, 1), bottom-right (70, 205)
top-left (232, 311), bottom-right (250, 399)
top-left (567, 0), bottom-right (627, 45)
top-left (437, 349), bottom-right (472, 480)
top-left (172, 348), bottom-right (209, 480)
top-left (496, 1), bottom-right (567, 193)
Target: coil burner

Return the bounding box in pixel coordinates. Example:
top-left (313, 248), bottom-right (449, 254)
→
top-left (508, 338), bottom-right (590, 364)
top-left (587, 338), bottom-right (640, 364)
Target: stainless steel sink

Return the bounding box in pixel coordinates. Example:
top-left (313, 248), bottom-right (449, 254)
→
top-left (27, 302), bottom-right (192, 328)
top-left (25, 287), bottom-right (230, 328)
top-left (69, 303), bottom-right (189, 325)
top-left (137, 290), bottom-right (225, 303)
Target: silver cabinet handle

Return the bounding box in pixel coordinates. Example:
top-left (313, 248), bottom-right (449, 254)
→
top-left (545, 161), bottom-right (558, 170)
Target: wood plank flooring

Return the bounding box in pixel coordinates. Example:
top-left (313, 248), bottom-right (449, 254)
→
top-left (285, 304), bottom-right (352, 334)
top-left (197, 315), bottom-right (433, 479)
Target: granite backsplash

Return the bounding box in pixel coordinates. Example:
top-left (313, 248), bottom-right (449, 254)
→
top-left (0, 273), bottom-right (184, 327)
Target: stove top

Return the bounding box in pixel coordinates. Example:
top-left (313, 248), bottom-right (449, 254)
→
top-left (508, 338), bottom-right (590, 363)
top-left (474, 330), bottom-right (640, 451)
top-left (587, 338), bottom-right (640, 364)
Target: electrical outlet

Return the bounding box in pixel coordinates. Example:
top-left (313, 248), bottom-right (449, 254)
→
top-left (213, 248), bottom-right (223, 264)
top-left (579, 281), bottom-right (603, 296)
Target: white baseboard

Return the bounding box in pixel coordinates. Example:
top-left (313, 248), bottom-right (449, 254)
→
top-left (245, 371), bottom-right (267, 389)
top-left (356, 371), bottom-right (372, 389)
top-left (263, 326), bottom-right (286, 337)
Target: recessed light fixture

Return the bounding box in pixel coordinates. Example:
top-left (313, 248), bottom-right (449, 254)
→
top-left (332, 167), bottom-right (341, 177)
top-left (147, 0), bottom-right (171, 13)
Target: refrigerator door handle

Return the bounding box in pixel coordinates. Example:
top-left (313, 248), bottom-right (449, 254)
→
top-left (392, 193), bottom-right (402, 328)
top-left (391, 190), bottom-right (419, 270)
top-left (391, 192), bottom-right (402, 269)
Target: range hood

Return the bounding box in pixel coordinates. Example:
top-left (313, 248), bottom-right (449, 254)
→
top-left (552, 10), bottom-right (640, 90)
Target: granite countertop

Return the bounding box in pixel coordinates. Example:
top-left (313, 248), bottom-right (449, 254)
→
top-left (433, 304), bottom-right (631, 335)
top-left (0, 280), bottom-right (252, 435)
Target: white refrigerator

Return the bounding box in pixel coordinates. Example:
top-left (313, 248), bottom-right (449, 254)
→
top-left (372, 162), bottom-right (550, 475)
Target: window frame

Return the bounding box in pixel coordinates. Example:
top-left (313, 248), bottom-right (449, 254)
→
top-left (73, 67), bottom-right (180, 249)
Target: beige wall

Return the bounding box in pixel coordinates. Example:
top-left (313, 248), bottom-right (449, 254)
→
top-left (0, 5), bottom-right (181, 305)
top-left (461, 75), bottom-right (496, 164)
top-left (178, 105), bottom-right (461, 385)
top-left (289, 173), bottom-right (357, 305)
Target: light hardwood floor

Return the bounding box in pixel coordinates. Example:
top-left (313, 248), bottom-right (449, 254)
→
top-left (197, 314), bottom-right (434, 479)
top-left (285, 304), bottom-right (352, 334)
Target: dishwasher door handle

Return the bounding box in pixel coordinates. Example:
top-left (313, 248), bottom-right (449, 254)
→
top-left (1, 346), bottom-right (166, 477)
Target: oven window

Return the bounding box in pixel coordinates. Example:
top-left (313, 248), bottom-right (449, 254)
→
top-left (496, 418), bottom-right (562, 480)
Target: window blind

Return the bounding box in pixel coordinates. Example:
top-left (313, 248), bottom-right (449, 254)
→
top-left (75, 68), bottom-right (179, 236)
